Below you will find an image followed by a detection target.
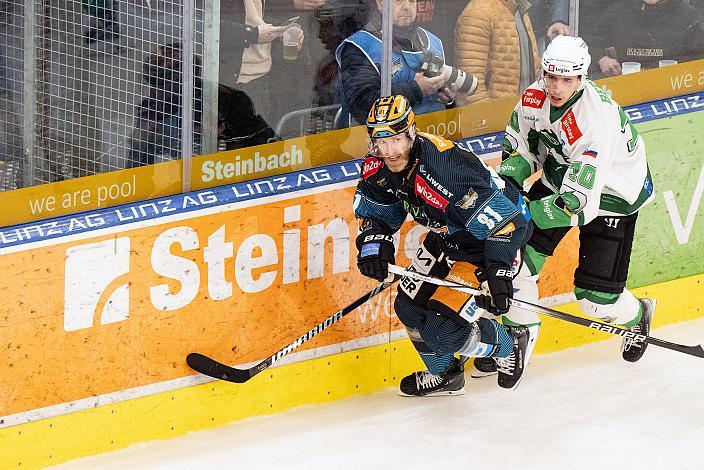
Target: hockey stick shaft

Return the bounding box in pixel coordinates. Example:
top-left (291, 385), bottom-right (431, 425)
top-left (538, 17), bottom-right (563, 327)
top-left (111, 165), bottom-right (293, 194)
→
top-left (388, 265), bottom-right (704, 358)
top-left (187, 275), bottom-right (400, 383)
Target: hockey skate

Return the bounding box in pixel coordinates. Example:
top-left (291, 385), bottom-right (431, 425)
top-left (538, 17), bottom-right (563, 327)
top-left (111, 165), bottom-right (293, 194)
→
top-left (621, 298), bottom-right (656, 362)
top-left (398, 358), bottom-right (465, 397)
top-left (470, 356), bottom-right (497, 378)
top-left (496, 326), bottom-right (530, 390)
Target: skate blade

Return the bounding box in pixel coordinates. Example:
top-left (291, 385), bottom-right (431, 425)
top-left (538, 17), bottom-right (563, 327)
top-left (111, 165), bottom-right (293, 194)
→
top-left (470, 370), bottom-right (498, 378)
top-left (620, 298), bottom-right (656, 362)
top-left (397, 387), bottom-right (466, 397)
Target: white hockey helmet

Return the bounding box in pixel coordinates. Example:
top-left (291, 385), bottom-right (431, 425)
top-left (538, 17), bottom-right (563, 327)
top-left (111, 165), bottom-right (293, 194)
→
top-left (542, 36), bottom-right (592, 89)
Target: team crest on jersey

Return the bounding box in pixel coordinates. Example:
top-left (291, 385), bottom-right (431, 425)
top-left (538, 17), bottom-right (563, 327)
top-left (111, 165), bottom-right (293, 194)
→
top-left (522, 89), bottom-right (547, 109)
top-left (414, 175), bottom-right (448, 211)
top-left (561, 110), bottom-right (583, 145)
top-left (456, 189), bottom-right (478, 209)
top-left (362, 157), bottom-right (383, 179)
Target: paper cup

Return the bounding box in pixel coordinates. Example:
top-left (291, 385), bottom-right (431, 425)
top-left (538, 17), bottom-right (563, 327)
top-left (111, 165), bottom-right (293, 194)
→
top-left (621, 62), bottom-right (641, 75)
top-left (282, 23), bottom-right (301, 61)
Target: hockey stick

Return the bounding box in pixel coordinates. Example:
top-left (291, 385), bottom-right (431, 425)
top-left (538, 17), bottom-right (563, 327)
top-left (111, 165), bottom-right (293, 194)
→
top-left (388, 264), bottom-right (704, 358)
top-left (187, 275), bottom-right (400, 383)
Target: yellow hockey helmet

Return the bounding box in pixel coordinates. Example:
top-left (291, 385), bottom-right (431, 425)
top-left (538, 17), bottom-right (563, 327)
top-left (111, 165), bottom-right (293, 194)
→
top-left (366, 95), bottom-right (416, 139)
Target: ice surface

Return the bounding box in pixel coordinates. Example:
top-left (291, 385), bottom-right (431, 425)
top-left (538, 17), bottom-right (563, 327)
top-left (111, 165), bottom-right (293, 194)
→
top-left (55, 319), bottom-right (704, 470)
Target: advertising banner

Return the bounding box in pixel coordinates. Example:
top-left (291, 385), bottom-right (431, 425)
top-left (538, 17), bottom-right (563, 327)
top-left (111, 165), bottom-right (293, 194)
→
top-left (3, 60), bottom-right (703, 228)
top-left (1, 90), bottom-right (703, 428)
top-left (0, 161), bottom-right (417, 423)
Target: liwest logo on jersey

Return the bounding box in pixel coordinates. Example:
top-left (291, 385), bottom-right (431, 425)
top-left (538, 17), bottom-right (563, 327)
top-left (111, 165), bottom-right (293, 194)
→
top-left (561, 110), bottom-right (583, 144)
top-left (414, 175), bottom-right (449, 210)
top-left (522, 89), bottom-right (547, 109)
top-left (418, 165), bottom-right (453, 198)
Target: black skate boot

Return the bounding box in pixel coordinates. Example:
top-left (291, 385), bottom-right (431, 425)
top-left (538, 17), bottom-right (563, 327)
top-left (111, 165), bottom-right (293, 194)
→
top-left (496, 326), bottom-right (529, 390)
top-left (470, 356), bottom-right (497, 378)
top-left (398, 358), bottom-right (465, 397)
top-left (621, 298), bottom-right (656, 362)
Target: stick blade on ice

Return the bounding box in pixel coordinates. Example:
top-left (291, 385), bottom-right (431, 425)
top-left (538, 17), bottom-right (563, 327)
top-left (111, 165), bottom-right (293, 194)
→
top-left (186, 352), bottom-right (252, 383)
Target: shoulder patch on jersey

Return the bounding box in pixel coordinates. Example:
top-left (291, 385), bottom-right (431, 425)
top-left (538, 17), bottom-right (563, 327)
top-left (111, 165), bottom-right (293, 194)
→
top-left (455, 189), bottom-right (478, 210)
top-left (493, 222), bottom-right (516, 237)
top-left (561, 109), bottom-right (583, 145)
top-left (414, 174), bottom-right (448, 211)
top-left (418, 132), bottom-right (455, 151)
top-left (522, 89), bottom-right (547, 109)
top-left (362, 157), bottom-right (384, 179)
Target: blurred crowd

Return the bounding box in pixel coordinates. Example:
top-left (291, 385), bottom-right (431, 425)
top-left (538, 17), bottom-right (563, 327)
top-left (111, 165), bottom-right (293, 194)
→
top-left (192, 0), bottom-right (704, 152)
top-left (2, 0), bottom-right (704, 182)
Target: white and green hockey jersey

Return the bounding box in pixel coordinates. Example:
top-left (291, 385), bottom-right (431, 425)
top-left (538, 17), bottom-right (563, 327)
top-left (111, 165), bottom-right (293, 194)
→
top-left (501, 80), bottom-right (654, 226)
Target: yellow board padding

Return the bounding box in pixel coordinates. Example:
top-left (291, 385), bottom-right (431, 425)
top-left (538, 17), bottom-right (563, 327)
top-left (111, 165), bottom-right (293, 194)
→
top-left (534, 273), bottom-right (704, 354)
top-left (2, 272), bottom-right (702, 469)
top-left (0, 341), bottom-right (423, 469)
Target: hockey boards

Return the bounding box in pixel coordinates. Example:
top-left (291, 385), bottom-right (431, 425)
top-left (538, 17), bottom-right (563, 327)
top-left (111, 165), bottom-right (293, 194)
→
top-left (186, 276), bottom-right (399, 383)
top-left (388, 265), bottom-right (704, 359)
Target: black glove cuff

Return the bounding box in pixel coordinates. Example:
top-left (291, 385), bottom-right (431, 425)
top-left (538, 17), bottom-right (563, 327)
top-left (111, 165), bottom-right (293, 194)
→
top-left (356, 229), bottom-right (395, 250)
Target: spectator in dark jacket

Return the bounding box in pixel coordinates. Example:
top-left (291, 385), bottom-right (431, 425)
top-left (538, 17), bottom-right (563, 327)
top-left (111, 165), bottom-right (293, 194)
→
top-left (596, 0), bottom-right (704, 76)
top-left (529, 0), bottom-right (571, 45)
top-left (128, 43), bottom-right (202, 167)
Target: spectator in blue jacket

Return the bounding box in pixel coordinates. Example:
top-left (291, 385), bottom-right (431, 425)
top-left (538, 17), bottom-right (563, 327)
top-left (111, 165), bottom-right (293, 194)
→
top-left (335, 0), bottom-right (465, 126)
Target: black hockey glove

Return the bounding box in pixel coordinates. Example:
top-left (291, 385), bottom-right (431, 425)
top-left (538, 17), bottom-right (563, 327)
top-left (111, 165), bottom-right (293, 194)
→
top-left (356, 230), bottom-right (396, 281)
top-left (474, 264), bottom-right (514, 316)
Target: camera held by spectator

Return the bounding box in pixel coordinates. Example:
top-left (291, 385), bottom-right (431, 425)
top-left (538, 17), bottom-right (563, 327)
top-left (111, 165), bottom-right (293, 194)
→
top-left (416, 28), bottom-right (477, 96)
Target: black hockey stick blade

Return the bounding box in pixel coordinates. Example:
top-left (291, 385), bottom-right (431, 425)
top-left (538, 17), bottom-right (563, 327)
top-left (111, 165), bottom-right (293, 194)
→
top-left (186, 275), bottom-right (399, 383)
top-left (186, 352), bottom-right (253, 383)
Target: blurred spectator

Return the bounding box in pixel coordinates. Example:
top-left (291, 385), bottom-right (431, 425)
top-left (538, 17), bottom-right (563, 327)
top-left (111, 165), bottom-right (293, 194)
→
top-left (577, 0), bottom-right (618, 78)
top-left (413, 0), bottom-right (468, 65)
top-left (82, 0), bottom-right (120, 44)
top-left (219, 1), bottom-right (303, 127)
top-left (455, 0), bottom-right (540, 105)
top-left (312, 0), bottom-right (368, 107)
top-left (596, 0), bottom-right (704, 76)
top-left (336, 0), bottom-right (472, 126)
top-left (217, 84), bottom-right (277, 149)
top-left (528, 0), bottom-right (570, 50)
top-left (127, 43), bottom-right (202, 168)
top-left (266, 0), bottom-right (328, 122)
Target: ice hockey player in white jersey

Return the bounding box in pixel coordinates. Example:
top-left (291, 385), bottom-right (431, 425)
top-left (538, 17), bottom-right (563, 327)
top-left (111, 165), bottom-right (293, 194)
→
top-left (474, 35), bottom-right (657, 378)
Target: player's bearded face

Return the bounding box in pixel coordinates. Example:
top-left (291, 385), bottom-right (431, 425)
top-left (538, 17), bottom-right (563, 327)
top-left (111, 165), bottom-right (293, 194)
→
top-left (545, 73), bottom-right (581, 107)
top-left (370, 134), bottom-right (413, 172)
